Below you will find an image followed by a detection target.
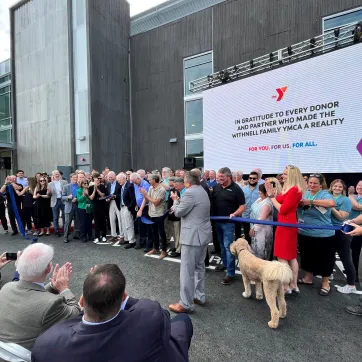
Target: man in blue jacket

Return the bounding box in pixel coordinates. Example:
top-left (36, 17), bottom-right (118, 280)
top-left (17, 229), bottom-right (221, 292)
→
top-left (31, 264), bottom-right (193, 362)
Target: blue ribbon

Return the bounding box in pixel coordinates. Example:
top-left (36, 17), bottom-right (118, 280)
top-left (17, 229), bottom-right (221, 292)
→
top-left (8, 185), bottom-right (29, 239)
top-left (140, 210), bottom-right (345, 231)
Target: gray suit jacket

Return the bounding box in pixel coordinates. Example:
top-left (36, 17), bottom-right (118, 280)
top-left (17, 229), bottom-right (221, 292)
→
top-left (173, 185), bottom-right (212, 246)
top-left (0, 281), bottom-right (81, 350)
top-left (61, 183), bottom-right (79, 213)
top-left (48, 180), bottom-right (67, 208)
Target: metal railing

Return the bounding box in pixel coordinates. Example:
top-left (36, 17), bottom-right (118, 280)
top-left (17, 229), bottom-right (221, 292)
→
top-left (189, 21), bottom-right (362, 93)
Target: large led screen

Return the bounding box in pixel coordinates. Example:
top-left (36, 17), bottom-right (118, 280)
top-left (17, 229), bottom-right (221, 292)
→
top-left (203, 43), bottom-right (362, 173)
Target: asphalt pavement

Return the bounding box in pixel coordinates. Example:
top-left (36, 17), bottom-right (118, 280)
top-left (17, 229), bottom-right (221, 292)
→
top-left (0, 233), bottom-right (361, 362)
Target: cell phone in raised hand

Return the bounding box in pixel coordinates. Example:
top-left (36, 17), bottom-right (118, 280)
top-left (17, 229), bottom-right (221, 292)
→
top-left (6, 252), bottom-right (17, 261)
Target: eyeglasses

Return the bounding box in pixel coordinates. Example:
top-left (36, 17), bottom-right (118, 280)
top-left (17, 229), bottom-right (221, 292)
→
top-left (83, 183), bottom-right (89, 185)
top-left (97, 178), bottom-right (102, 180)
top-left (287, 165), bottom-right (296, 169)
top-left (249, 177), bottom-right (257, 180)
top-left (39, 180), bottom-right (46, 183)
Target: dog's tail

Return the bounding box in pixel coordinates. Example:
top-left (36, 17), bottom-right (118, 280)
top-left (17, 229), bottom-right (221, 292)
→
top-left (262, 261), bottom-right (293, 284)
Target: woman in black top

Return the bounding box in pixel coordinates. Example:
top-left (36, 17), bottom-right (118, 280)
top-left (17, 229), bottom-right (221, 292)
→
top-left (33, 177), bottom-right (52, 236)
top-left (16, 177), bottom-right (37, 235)
top-left (89, 174), bottom-right (107, 243)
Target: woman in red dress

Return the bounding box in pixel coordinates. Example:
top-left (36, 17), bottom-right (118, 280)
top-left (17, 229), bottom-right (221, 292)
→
top-left (265, 165), bottom-right (305, 293)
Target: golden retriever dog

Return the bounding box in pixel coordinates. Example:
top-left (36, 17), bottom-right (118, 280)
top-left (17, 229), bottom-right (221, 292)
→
top-left (230, 238), bottom-right (293, 329)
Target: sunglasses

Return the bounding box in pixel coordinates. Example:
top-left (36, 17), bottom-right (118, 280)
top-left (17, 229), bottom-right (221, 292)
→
top-left (40, 180), bottom-right (46, 182)
top-left (310, 173), bottom-right (323, 179)
top-left (83, 183), bottom-right (89, 185)
top-left (249, 177), bottom-right (257, 180)
top-left (287, 165), bottom-right (296, 169)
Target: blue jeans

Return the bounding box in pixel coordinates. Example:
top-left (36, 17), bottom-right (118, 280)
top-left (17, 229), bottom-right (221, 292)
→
top-left (52, 199), bottom-right (65, 232)
top-left (215, 222), bottom-right (235, 277)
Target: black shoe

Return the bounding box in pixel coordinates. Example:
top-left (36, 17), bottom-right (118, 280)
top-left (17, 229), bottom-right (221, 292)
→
top-left (345, 305), bottom-right (362, 316)
top-left (11, 231), bottom-right (18, 236)
top-left (210, 249), bottom-right (220, 255)
top-left (73, 235), bottom-right (80, 240)
top-left (222, 276), bottom-right (234, 285)
top-left (125, 243), bottom-right (136, 249)
top-left (56, 232), bottom-right (62, 237)
top-left (64, 238), bottom-right (69, 243)
top-left (170, 247), bottom-right (176, 252)
top-left (215, 264), bottom-right (226, 272)
top-left (82, 239), bottom-right (88, 243)
top-left (169, 251), bottom-right (181, 258)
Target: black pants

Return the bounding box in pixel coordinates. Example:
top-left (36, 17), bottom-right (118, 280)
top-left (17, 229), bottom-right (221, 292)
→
top-left (235, 223), bottom-right (242, 239)
top-left (94, 206), bottom-right (107, 239)
top-left (0, 203), bottom-right (8, 231)
top-left (170, 314), bottom-right (193, 357)
top-left (23, 206), bottom-right (33, 230)
top-left (79, 208), bottom-right (93, 240)
top-left (243, 222), bottom-right (251, 244)
top-left (334, 230), bottom-right (356, 285)
top-left (298, 234), bottom-right (336, 277)
top-left (7, 203), bottom-right (23, 232)
top-left (150, 216), bottom-right (167, 251)
top-left (351, 235), bottom-right (362, 281)
top-left (211, 221), bottom-right (220, 252)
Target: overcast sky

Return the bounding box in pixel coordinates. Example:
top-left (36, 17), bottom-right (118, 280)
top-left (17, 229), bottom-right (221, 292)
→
top-left (0, 0), bottom-right (167, 62)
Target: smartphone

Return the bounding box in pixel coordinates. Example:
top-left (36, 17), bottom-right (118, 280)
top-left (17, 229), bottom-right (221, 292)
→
top-left (342, 224), bottom-right (355, 233)
top-left (6, 252), bottom-right (17, 261)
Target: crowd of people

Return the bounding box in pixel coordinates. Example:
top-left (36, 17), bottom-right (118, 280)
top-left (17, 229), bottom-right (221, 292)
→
top-left (0, 164), bottom-right (362, 359)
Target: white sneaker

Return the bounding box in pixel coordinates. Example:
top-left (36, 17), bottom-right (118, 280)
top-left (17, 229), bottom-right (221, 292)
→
top-left (4, 230), bottom-right (8, 234)
top-left (93, 238), bottom-right (99, 244)
top-left (102, 237), bottom-right (107, 242)
top-left (337, 285), bottom-right (357, 294)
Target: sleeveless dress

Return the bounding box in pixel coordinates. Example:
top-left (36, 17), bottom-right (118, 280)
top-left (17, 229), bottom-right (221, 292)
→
top-left (34, 188), bottom-right (52, 228)
top-left (273, 186), bottom-right (302, 260)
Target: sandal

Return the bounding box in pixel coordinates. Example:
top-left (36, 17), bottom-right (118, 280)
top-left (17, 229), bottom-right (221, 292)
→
top-left (298, 278), bottom-right (313, 285)
top-left (319, 287), bottom-right (331, 296)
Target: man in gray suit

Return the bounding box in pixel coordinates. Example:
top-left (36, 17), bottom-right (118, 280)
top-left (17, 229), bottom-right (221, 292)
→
top-left (0, 243), bottom-right (81, 350)
top-left (169, 169), bottom-right (212, 313)
top-left (48, 170), bottom-right (67, 237)
top-left (62, 173), bottom-right (80, 243)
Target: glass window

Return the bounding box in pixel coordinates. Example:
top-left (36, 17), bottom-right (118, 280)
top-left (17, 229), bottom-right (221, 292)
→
top-left (0, 86), bottom-right (10, 95)
top-left (184, 53), bottom-right (212, 96)
top-left (0, 130), bottom-right (12, 143)
top-left (185, 99), bottom-right (203, 135)
top-left (0, 93), bottom-right (10, 121)
top-left (185, 53), bottom-right (212, 69)
top-left (324, 8), bottom-right (362, 32)
top-left (186, 139), bottom-right (203, 158)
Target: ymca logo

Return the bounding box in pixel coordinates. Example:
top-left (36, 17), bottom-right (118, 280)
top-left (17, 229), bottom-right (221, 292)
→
top-left (272, 86), bottom-right (288, 101)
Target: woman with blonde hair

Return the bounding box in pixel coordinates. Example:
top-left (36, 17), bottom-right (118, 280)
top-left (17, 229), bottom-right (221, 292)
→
top-left (297, 173), bottom-right (336, 296)
top-left (329, 179), bottom-right (355, 293)
top-left (265, 165), bottom-right (305, 294)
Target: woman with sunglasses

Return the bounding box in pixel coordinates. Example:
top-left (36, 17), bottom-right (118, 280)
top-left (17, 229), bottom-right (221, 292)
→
top-left (33, 177), bottom-right (52, 236)
top-left (265, 165), bottom-right (305, 294)
top-left (297, 173), bottom-right (336, 296)
top-left (329, 179), bottom-right (356, 293)
top-left (77, 180), bottom-right (96, 243)
top-left (348, 180), bottom-right (362, 283)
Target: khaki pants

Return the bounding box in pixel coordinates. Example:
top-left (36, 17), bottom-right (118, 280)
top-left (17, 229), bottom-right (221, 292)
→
top-left (109, 200), bottom-right (121, 237)
top-left (120, 206), bottom-right (136, 243)
top-left (172, 221), bottom-right (181, 253)
top-left (164, 218), bottom-right (173, 241)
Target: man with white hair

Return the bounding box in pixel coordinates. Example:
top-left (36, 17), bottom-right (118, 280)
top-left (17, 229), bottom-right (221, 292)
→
top-left (252, 168), bottom-right (265, 185)
top-left (137, 169), bottom-right (146, 180)
top-left (116, 173), bottom-right (137, 249)
top-left (106, 171), bottom-right (122, 242)
top-left (48, 170), bottom-right (67, 237)
top-left (0, 243), bottom-right (80, 350)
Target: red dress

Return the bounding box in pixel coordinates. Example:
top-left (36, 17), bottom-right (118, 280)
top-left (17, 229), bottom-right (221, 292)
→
top-left (274, 186), bottom-right (302, 260)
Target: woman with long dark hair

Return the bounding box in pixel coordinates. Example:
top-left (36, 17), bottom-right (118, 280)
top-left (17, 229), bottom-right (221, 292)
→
top-left (329, 179), bottom-right (356, 293)
top-left (33, 177), bottom-right (52, 236)
top-left (16, 177), bottom-right (37, 235)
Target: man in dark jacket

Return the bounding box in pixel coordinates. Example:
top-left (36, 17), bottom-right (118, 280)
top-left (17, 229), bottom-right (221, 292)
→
top-left (31, 264), bottom-right (193, 362)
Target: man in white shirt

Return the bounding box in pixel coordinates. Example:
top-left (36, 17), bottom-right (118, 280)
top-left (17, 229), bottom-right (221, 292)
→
top-left (16, 170), bottom-right (28, 187)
